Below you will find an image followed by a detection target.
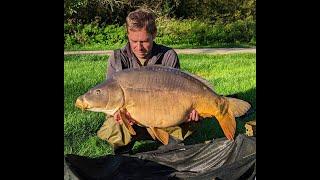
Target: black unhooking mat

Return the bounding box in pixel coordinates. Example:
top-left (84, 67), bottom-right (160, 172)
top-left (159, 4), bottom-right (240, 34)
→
top-left (64, 134), bottom-right (256, 180)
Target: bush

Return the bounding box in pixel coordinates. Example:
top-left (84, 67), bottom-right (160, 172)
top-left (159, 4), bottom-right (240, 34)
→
top-left (64, 17), bottom-right (255, 50)
top-left (64, 21), bottom-right (126, 49)
top-left (155, 17), bottom-right (255, 47)
top-left (64, 0), bottom-right (256, 26)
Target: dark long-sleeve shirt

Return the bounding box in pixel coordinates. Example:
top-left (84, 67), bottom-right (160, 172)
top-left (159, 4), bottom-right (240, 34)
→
top-left (106, 42), bottom-right (180, 79)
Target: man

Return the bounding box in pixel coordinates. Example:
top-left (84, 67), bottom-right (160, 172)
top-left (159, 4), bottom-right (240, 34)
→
top-left (97, 8), bottom-right (200, 154)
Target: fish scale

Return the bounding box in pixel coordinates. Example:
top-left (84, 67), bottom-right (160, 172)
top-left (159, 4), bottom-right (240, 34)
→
top-left (115, 67), bottom-right (217, 126)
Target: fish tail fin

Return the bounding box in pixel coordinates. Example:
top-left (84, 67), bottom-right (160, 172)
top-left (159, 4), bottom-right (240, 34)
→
top-left (226, 97), bottom-right (251, 117)
top-left (213, 97), bottom-right (250, 140)
top-left (216, 113), bottom-right (236, 140)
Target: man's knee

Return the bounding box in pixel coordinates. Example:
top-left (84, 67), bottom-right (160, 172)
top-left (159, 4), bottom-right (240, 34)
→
top-left (96, 117), bottom-right (114, 140)
top-left (97, 116), bottom-right (132, 148)
top-left (97, 128), bottom-right (109, 141)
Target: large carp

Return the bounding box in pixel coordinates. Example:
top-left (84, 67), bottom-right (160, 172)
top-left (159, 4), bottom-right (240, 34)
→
top-left (75, 66), bottom-right (251, 144)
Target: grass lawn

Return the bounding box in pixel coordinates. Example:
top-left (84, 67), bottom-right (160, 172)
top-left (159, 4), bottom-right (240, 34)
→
top-left (64, 53), bottom-right (256, 157)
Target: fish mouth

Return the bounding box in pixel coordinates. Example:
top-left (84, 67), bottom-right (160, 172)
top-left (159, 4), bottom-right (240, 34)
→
top-left (75, 98), bottom-right (88, 111)
top-left (75, 98), bottom-right (117, 115)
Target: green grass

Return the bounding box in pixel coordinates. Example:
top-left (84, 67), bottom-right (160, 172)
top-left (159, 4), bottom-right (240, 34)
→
top-left (64, 53), bottom-right (256, 157)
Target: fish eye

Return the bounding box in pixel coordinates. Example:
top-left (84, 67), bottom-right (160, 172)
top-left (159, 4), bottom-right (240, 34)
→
top-left (95, 89), bottom-right (101, 95)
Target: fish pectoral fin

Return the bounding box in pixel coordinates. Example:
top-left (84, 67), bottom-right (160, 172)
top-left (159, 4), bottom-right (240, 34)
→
top-left (146, 128), bottom-right (156, 140)
top-left (216, 113), bottom-right (236, 140)
top-left (119, 111), bottom-right (136, 136)
top-left (148, 127), bottom-right (169, 145)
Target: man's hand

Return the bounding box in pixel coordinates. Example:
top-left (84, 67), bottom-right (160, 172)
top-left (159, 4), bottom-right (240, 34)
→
top-left (114, 111), bottom-right (135, 125)
top-left (186, 109), bottom-right (200, 122)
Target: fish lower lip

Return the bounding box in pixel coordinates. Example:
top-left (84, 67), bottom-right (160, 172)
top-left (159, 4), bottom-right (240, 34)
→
top-left (75, 99), bottom-right (88, 109)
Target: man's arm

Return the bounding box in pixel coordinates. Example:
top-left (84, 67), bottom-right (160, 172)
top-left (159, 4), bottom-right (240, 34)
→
top-left (106, 51), bottom-right (117, 79)
top-left (162, 49), bottom-right (180, 69)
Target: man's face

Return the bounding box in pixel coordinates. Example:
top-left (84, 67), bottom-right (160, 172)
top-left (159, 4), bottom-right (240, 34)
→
top-left (127, 28), bottom-right (155, 60)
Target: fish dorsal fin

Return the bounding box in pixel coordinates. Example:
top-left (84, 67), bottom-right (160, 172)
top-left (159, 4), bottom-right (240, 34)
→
top-left (148, 127), bottom-right (169, 145)
top-left (180, 70), bottom-right (215, 92)
top-left (142, 65), bottom-right (215, 92)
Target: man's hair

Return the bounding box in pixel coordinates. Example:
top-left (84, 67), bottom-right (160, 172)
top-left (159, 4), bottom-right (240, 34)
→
top-left (126, 8), bottom-right (157, 34)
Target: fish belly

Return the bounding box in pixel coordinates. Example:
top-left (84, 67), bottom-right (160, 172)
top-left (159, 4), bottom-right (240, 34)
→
top-left (124, 89), bottom-right (193, 128)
